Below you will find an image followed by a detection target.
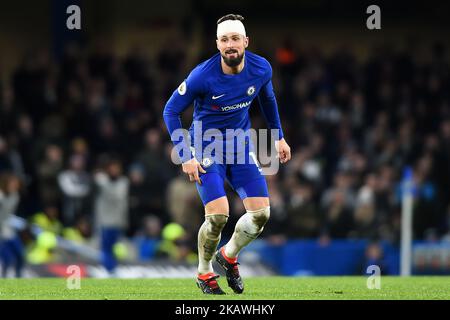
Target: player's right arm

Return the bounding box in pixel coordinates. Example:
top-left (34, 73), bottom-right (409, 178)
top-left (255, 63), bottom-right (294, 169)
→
top-left (162, 68), bottom-right (206, 184)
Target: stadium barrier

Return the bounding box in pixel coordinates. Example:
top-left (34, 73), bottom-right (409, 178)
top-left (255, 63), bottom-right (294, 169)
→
top-left (3, 213), bottom-right (450, 277)
top-left (249, 240), bottom-right (399, 276)
top-left (247, 239), bottom-right (450, 276)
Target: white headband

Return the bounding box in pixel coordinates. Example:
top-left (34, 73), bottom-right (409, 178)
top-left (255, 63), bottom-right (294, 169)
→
top-left (217, 20), bottom-right (246, 38)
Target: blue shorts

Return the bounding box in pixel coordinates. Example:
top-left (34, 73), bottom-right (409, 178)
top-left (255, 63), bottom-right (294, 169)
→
top-left (195, 160), bottom-right (269, 206)
top-left (191, 135), bottom-right (269, 205)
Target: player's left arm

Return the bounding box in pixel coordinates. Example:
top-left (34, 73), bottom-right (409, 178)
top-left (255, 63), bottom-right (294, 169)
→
top-left (257, 67), bottom-right (291, 164)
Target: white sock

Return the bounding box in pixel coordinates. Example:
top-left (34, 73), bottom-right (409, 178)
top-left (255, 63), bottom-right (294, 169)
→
top-left (197, 214), bottom-right (228, 275)
top-left (198, 259), bottom-right (213, 275)
top-left (225, 207), bottom-right (270, 259)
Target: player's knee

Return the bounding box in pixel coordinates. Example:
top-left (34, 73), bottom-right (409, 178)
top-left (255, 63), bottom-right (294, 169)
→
top-left (248, 206), bottom-right (270, 229)
top-left (205, 196), bottom-right (229, 215)
top-left (205, 214), bottom-right (228, 237)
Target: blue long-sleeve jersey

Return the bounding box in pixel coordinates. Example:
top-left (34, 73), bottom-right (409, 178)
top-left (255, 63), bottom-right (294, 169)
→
top-left (163, 51), bottom-right (284, 162)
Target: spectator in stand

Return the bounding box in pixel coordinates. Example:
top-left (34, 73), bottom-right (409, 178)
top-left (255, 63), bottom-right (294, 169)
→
top-left (0, 173), bottom-right (24, 277)
top-left (93, 156), bottom-right (129, 275)
top-left (58, 154), bottom-right (91, 226)
top-left (321, 189), bottom-right (354, 239)
top-left (134, 215), bottom-right (162, 261)
top-left (36, 144), bottom-right (64, 208)
top-left (285, 180), bottom-right (321, 238)
top-left (166, 170), bottom-right (203, 236)
top-left (352, 173), bottom-right (379, 239)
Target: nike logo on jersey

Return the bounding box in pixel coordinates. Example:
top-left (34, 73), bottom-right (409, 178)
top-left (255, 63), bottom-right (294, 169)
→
top-left (212, 94), bottom-right (226, 100)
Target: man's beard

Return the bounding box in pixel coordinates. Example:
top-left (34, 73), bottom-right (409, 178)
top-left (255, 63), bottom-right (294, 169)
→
top-left (222, 50), bottom-right (244, 67)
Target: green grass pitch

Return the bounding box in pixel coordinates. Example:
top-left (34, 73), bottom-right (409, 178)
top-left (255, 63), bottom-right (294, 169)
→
top-left (0, 276), bottom-right (449, 300)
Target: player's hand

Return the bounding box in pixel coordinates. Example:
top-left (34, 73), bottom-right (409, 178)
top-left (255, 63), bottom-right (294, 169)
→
top-left (275, 138), bottom-right (291, 164)
top-left (182, 158), bottom-right (206, 185)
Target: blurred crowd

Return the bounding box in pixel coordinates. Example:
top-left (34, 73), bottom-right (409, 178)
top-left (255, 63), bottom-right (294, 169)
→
top-left (1, 34), bottom-right (450, 274)
top-left (267, 39), bottom-right (450, 245)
